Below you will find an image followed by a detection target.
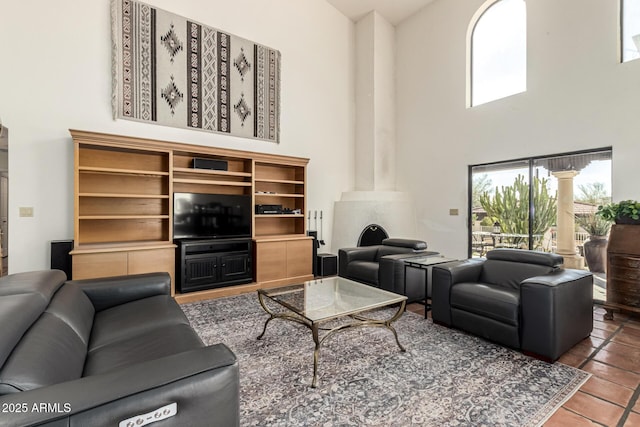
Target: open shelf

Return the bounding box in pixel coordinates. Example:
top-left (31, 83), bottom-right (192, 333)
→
top-left (174, 178), bottom-right (252, 187)
top-left (79, 166), bottom-right (169, 177)
top-left (79, 193), bottom-right (169, 199)
top-left (255, 193), bottom-right (304, 198)
top-left (71, 240), bottom-right (175, 254)
top-left (79, 215), bottom-right (170, 220)
top-left (255, 178), bottom-right (304, 185)
top-left (255, 214), bottom-right (305, 218)
top-left (173, 167), bottom-right (251, 178)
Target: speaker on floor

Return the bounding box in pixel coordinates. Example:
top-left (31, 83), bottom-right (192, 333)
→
top-left (317, 253), bottom-right (337, 277)
top-left (51, 240), bottom-right (73, 280)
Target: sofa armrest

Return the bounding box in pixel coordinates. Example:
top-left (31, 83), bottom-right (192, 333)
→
top-left (520, 269), bottom-right (593, 361)
top-left (338, 247), bottom-right (379, 277)
top-left (431, 259), bottom-right (485, 325)
top-left (68, 272), bottom-right (171, 312)
top-left (0, 344), bottom-right (239, 427)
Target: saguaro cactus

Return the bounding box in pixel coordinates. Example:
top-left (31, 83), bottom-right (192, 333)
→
top-left (480, 175), bottom-right (557, 246)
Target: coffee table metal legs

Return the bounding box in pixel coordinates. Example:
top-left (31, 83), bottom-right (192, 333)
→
top-left (257, 295), bottom-right (407, 388)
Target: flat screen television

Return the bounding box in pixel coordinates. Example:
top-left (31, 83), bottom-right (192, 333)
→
top-left (173, 192), bottom-right (252, 240)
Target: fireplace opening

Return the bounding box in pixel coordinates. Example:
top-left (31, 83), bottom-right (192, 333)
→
top-left (357, 224), bottom-right (389, 246)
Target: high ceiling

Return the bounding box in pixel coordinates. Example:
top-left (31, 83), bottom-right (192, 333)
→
top-left (326, 0), bottom-right (436, 25)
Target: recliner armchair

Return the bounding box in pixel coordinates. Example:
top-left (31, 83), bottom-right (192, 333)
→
top-left (432, 249), bottom-right (593, 362)
top-left (339, 238), bottom-right (438, 301)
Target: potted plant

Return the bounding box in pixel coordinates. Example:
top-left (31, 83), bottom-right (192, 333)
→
top-left (596, 200), bottom-right (640, 224)
top-left (576, 212), bottom-right (612, 273)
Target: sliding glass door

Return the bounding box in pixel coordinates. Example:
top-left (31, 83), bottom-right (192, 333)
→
top-left (469, 148), bottom-right (612, 260)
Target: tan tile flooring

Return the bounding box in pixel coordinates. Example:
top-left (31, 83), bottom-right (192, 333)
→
top-left (406, 303), bottom-right (640, 427)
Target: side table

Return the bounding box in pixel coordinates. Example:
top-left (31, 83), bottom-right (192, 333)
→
top-left (404, 255), bottom-right (457, 318)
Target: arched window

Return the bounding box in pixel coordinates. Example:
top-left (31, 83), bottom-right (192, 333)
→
top-left (469, 0), bottom-right (527, 107)
top-left (622, 0), bottom-right (640, 62)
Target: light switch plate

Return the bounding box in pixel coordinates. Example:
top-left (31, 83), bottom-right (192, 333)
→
top-left (19, 207), bottom-right (34, 217)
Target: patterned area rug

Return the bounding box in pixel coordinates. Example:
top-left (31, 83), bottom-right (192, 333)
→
top-left (182, 293), bottom-right (589, 427)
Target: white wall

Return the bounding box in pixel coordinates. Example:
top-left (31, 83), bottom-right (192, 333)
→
top-left (396, 0), bottom-right (640, 260)
top-left (0, 0), bottom-right (355, 273)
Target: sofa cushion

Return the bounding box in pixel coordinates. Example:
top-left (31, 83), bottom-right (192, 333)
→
top-left (83, 323), bottom-right (204, 376)
top-left (480, 260), bottom-right (554, 290)
top-left (88, 295), bottom-right (191, 351)
top-left (46, 283), bottom-right (95, 346)
top-left (0, 294), bottom-right (48, 368)
top-left (450, 283), bottom-right (520, 326)
top-left (0, 313), bottom-right (86, 394)
top-left (346, 261), bottom-right (379, 286)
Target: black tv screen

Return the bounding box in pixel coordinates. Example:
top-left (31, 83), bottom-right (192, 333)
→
top-left (173, 193), bottom-right (252, 240)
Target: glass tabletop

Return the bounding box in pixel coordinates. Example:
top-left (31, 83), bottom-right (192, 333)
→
top-left (404, 255), bottom-right (457, 267)
top-left (258, 276), bottom-right (406, 323)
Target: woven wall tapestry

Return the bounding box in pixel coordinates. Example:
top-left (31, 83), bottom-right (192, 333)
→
top-left (111, 0), bottom-right (281, 143)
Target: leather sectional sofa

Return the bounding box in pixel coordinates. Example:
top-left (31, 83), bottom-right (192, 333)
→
top-left (338, 238), bottom-right (438, 302)
top-left (432, 249), bottom-right (593, 362)
top-left (0, 270), bottom-right (239, 427)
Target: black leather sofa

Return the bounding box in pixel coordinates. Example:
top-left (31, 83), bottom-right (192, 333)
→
top-left (432, 249), bottom-right (593, 362)
top-left (338, 238), bottom-right (438, 301)
top-left (0, 270), bottom-right (239, 427)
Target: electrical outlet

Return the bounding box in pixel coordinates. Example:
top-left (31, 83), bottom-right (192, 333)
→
top-left (449, 208), bottom-right (459, 216)
top-left (19, 207), bottom-right (34, 217)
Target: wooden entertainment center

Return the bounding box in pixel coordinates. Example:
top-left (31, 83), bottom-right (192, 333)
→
top-left (69, 129), bottom-right (313, 303)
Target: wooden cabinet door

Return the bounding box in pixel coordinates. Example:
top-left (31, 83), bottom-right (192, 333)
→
top-left (286, 239), bottom-right (312, 278)
top-left (128, 248), bottom-right (175, 288)
top-left (73, 252), bottom-right (128, 280)
top-left (256, 241), bottom-right (287, 283)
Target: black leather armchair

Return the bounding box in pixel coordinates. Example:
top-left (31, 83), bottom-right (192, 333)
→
top-left (432, 249), bottom-right (593, 362)
top-left (339, 238), bottom-right (438, 301)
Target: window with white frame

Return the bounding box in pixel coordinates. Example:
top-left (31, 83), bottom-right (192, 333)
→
top-left (469, 0), bottom-right (526, 106)
top-left (622, 0), bottom-right (640, 62)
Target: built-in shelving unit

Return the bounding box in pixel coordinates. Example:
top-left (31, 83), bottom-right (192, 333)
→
top-left (69, 130), bottom-right (312, 301)
top-left (254, 161), bottom-right (306, 239)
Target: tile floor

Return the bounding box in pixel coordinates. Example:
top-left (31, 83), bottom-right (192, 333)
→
top-left (406, 303), bottom-right (640, 427)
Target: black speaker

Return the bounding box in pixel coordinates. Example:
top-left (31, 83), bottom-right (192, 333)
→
top-left (317, 253), bottom-right (337, 277)
top-left (51, 240), bottom-right (73, 279)
top-left (193, 158), bottom-right (228, 171)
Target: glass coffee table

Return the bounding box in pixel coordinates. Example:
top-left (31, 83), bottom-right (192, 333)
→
top-left (257, 276), bottom-right (407, 387)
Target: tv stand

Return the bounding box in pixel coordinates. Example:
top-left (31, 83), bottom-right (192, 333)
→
top-left (176, 238), bottom-right (253, 293)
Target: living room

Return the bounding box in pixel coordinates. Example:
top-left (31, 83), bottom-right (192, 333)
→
top-left (1, 0), bottom-right (640, 425)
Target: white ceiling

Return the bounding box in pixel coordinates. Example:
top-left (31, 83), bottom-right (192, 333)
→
top-left (326, 0), bottom-right (436, 25)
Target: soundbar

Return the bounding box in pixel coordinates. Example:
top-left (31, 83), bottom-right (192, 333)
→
top-left (192, 158), bottom-right (228, 171)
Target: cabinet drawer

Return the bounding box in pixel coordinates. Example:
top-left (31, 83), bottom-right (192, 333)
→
top-left (609, 255), bottom-right (640, 269)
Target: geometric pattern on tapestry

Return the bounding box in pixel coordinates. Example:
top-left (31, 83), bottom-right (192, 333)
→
top-left (111, 0), bottom-right (280, 143)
